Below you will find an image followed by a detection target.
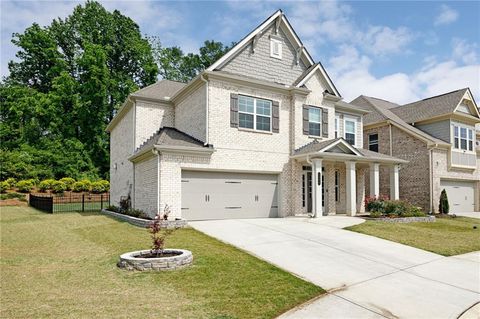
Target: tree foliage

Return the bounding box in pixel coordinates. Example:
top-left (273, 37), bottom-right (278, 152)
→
top-left (1, 0), bottom-right (230, 180)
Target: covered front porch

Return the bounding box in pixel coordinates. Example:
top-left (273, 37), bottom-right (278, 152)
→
top-left (292, 138), bottom-right (408, 217)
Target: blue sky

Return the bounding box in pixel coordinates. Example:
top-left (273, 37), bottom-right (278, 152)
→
top-left (1, 0), bottom-right (479, 103)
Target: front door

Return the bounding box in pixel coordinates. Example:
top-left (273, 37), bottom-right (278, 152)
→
top-left (302, 167), bottom-right (325, 214)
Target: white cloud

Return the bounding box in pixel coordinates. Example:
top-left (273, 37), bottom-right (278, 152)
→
top-left (434, 5), bottom-right (459, 26)
top-left (360, 26), bottom-right (414, 56)
top-left (452, 38), bottom-right (478, 65)
top-left (328, 46), bottom-right (480, 104)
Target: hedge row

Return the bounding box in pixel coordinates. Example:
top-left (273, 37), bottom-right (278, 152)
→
top-left (0, 178), bottom-right (109, 194)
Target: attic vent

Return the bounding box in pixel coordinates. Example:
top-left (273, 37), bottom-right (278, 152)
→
top-left (270, 38), bottom-right (282, 59)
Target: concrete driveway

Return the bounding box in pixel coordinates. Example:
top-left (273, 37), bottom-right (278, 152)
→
top-left (455, 211), bottom-right (480, 219)
top-left (190, 217), bottom-right (480, 319)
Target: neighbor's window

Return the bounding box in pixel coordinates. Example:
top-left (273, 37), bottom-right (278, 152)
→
top-left (308, 107), bottom-right (322, 136)
top-left (453, 124), bottom-right (474, 151)
top-left (270, 38), bottom-right (282, 59)
top-left (344, 117), bottom-right (356, 146)
top-left (368, 133), bottom-right (379, 152)
top-left (238, 95), bottom-right (272, 132)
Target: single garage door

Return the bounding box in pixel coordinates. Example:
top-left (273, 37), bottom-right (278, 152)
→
top-left (440, 180), bottom-right (475, 212)
top-left (181, 171), bottom-right (278, 220)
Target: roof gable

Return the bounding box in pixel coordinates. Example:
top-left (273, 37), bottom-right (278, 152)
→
top-left (454, 89), bottom-right (480, 118)
top-left (294, 63), bottom-right (340, 96)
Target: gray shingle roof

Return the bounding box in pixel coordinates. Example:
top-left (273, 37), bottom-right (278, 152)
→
top-left (390, 88), bottom-right (468, 123)
top-left (351, 95), bottom-right (448, 145)
top-left (132, 80), bottom-right (186, 101)
top-left (294, 138), bottom-right (339, 155)
top-left (134, 127), bottom-right (210, 156)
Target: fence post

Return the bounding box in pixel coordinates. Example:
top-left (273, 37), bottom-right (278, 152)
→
top-left (82, 194), bottom-right (85, 212)
top-left (100, 194), bottom-right (103, 210)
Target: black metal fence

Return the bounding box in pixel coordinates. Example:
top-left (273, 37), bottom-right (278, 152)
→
top-left (29, 193), bottom-right (110, 213)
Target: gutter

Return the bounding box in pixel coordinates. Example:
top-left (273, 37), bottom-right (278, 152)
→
top-left (128, 144), bottom-right (215, 162)
top-left (291, 152), bottom-right (409, 164)
top-left (200, 74), bottom-right (209, 146)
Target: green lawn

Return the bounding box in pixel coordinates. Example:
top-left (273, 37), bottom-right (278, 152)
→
top-left (346, 216), bottom-right (480, 256)
top-left (1, 206), bottom-right (323, 319)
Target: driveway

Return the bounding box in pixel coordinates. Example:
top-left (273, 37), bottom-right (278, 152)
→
top-left (455, 211), bottom-right (480, 219)
top-left (190, 217), bottom-right (480, 319)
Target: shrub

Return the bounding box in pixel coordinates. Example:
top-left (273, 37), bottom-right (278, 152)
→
top-left (149, 205), bottom-right (176, 256)
top-left (439, 189), bottom-right (449, 214)
top-left (106, 205), bottom-right (119, 212)
top-left (119, 196), bottom-right (131, 213)
top-left (51, 181), bottom-right (67, 193)
top-left (38, 179), bottom-right (55, 192)
top-left (72, 180), bottom-right (91, 192)
top-left (369, 211), bottom-right (382, 218)
top-left (16, 180), bottom-right (34, 193)
top-left (0, 181), bottom-right (9, 193)
top-left (0, 193), bottom-right (26, 201)
top-left (91, 180), bottom-right (109, 193)
top-left (5, 178), bottom-right (16, 188)
top-left (384, 200), bottom-right (409, 216)
top-left (59, 178), bottom-right (76, 191)
top-left (366, 197), bottom-right (426, 218)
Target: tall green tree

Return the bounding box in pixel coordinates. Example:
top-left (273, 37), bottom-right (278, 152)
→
top-left (3, 1), bottom-right (158, 178)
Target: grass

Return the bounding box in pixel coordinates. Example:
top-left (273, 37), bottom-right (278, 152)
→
top-left (1, 206), bottom-right (323, 319)
top-left (346, 216), bottom-right (480, 256)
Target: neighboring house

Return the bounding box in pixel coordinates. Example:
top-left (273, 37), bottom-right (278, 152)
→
top-left (106, 10), bottom-right (407, 220)
top-left (352, 89), bottom-right (480, 213)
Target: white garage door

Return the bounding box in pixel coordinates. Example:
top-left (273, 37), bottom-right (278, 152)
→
top-left (440, 180), bottom-right (475, 213)
top-left (181, 171), bottom-right (278, 220)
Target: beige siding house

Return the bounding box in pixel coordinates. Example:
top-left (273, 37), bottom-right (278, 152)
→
top-left (353, 89), bottom-right (480, 213)
top-left (107, 10), bottom-right (408, 220)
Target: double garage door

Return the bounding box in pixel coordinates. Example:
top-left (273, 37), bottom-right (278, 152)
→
top-left (440, 180), bottom-right (476, 213)
top-left (181, 171), bottom-right (278, 220)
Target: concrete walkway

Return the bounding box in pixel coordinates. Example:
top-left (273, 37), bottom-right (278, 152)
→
top-left (190, 217), bottom-right (480, 319)
top-left (455, 211), bottom-right (480, 219)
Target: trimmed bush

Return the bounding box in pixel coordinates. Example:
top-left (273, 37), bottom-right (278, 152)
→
top-left (99, 180), bottom-right (109, 191)
top-left (439, 189), bottom-right (449, 214)
top-left (106, 205), bottom-right (119, 213)
top-left (5, 178), bottom-right (16, 188)
top-left (16, 180), bottom-right (34, 193)
top-left (0, 181), bottom-right (9, 193)
top-left (51, 181), bottom-right (67, 193)
top-left (59, 178), bottom-right (76, 191)
top-left (72, 180), bottom-right (91, 192)
top-left (367, 197), bottom-right (426, 218)
top-left (38, 179), bottom-right (55, 192)
top-left (0, 192), bottom-right (26, 201)
top-left (91, 180), bottom-right (110, 193)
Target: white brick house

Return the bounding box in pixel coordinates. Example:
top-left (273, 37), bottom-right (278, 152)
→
top-left (107, 10), bottom-right (407, 220)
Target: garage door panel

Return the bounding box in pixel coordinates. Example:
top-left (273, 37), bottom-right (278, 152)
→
top-left (440, 180), bottom-right (475, 213)
top-left (181, 171), bottom-right (278, 220)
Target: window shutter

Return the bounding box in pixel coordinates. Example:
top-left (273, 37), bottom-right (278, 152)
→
top-left (230, 93), bottom-right (239, 128)
top-left (272, 101), bottom-right (280, 133)
top-left (322, 108), bottom-right (328, 137)
top-left (303, 104), bottom-right (309, 135)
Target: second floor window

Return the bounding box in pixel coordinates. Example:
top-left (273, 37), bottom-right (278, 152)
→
top-left (308, 107), bottom-right (322, 136)
top-left (454, 125), bottom-right (474, 151)
top-left (368, 133), bottom-right (379, 152)
top-left (344, 117), bottom-right (356, 146)
top-left (238, 95), bottom-right (272, 132)
top-left (334, 115), bottom-right (339, 138)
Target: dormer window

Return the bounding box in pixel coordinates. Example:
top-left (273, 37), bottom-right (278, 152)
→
top-left (270, 38), bottom-right (282, 59)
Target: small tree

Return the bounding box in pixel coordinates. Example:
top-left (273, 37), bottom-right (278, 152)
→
top-left (439, 189), bottom-right (449, 214)
top-left (148, 204), bottom-right (176, 257)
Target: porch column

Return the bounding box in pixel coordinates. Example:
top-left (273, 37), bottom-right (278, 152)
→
top-left (345, 161), bottom-right (356, 216)
top-left (311, 158), bottom-right (323, 217)
top-left (369, 163), bottom-right (380, 198)
top-left (390, 164), bottom-right (400, 200)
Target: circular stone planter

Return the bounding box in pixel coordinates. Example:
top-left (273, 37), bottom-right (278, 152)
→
top-left (118, 249), bottom-right (193, 271)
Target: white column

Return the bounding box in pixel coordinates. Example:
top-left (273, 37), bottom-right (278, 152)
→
top-left (311, 158), bottom-right (323, 217)
top-left (390, 164), bottom-right (400, 200)
top-left (345, 161), bottom-right (356, 216)
top-left (369, 163), bottom-right (380, 198)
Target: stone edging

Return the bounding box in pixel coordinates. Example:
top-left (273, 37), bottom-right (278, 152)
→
top-left (101, 209), bottom-right (188, 228)
top-left (365, 216), bottom-right (436, 223)
top-left (118, 249), bottom-right (193, 271)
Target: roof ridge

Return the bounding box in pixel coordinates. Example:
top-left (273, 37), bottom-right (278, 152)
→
top-left (362, 95), bottom-right (399, 105)
top-left (399, 88), bottom-right (468, 107)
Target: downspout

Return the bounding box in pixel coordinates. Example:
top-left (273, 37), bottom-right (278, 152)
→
top-left (306, 155), bottom-right (316, 218)
top-left (428, 144), bottom-right (438, 214)
top-left (200, 74), bottom-right (209, 145)
top-left (389, 122), bottom-right (393, 156)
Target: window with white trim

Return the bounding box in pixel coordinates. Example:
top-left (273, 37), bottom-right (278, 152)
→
top-left (453, 124), bottom-right (474, 151)
top-left (238, 95), bottom-right (272, 132)
top-left (368, 133), bottom-right (379, 152)
top-left (308, 107), bottom-right (322, 136)
top-left (270, 38), bottom-right (282, 59)
top-left (344, 117), bottom-right (356, 146)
